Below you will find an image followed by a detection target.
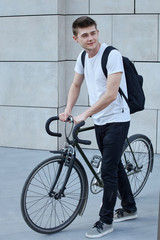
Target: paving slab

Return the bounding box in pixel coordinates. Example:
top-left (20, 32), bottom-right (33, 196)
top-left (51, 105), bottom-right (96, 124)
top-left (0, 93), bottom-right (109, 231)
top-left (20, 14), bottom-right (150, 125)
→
top-left (0, 147), bottom-right (159, 240)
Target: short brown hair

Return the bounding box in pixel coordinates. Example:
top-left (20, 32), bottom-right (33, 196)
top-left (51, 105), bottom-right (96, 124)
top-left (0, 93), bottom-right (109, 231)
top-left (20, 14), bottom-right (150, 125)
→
top-left (72, 16), bottom-right (97, 36)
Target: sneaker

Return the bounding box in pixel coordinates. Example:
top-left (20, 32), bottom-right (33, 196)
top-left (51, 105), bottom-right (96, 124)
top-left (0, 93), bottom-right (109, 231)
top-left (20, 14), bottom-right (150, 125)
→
top-left (114, 208), bottom-right (137, 223)
top-left (85, 220), bottom-right (113, 239)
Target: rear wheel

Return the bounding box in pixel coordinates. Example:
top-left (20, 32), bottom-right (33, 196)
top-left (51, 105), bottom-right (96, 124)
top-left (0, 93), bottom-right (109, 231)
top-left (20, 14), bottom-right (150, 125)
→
top-left (121, 134), bottom-right (154, 198)
top-left (21, 155), bottom-right (88, 234)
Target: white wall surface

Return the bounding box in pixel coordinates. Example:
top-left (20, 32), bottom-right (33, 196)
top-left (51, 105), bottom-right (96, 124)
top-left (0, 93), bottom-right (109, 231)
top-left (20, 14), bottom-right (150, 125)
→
top-left (0, 0), bottom-right (159, 153)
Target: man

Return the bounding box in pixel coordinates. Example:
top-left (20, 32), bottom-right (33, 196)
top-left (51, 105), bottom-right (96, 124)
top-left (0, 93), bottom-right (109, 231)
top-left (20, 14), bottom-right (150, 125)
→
top-left (59, 16), bottom-right (137, 239)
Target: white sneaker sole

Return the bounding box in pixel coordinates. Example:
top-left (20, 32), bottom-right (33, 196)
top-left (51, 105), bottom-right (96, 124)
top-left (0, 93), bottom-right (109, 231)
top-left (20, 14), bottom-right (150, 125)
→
top-left (114, 214), bottom-right (138, 223)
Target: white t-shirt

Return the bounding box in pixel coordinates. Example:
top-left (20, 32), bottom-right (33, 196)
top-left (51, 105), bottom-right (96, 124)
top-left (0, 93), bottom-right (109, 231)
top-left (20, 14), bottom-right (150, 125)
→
top-left (74, 43), bottom-right (130, 125)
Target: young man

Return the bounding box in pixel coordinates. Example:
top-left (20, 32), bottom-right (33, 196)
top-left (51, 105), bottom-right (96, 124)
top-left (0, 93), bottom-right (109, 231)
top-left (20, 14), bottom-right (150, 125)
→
top-left (59, 16), bottom-right (137, 239)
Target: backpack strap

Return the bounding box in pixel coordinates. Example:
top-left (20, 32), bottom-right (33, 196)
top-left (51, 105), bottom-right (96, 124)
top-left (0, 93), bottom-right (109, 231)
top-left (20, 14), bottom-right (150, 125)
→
top-left (81, 50), bottom-right (86, 68)
top-left (102, 46), bottom-right (129, 105)
top-left (101, 46), bottom-right (116, 78)
top-left (119, 87), bottom-right (129, 105)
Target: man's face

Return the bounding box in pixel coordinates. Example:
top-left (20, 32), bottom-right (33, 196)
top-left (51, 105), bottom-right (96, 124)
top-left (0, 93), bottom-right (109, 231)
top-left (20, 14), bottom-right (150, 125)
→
top-left (73, 25), bottom-right (99, 51)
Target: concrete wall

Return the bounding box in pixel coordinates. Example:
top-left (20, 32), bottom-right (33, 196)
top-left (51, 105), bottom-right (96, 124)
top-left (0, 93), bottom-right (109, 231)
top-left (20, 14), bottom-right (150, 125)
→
top-left (0, 0), bottom-right (160, 153)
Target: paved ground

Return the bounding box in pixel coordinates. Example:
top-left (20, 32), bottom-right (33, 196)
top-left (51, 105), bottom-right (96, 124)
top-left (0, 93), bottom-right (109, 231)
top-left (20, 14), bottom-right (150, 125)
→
top-left (0, 147), bottom-right (159, 240)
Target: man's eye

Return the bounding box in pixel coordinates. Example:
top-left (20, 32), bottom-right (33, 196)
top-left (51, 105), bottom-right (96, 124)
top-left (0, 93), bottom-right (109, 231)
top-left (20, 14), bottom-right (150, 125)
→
top-left (91, 32), bottom-right (96, 35)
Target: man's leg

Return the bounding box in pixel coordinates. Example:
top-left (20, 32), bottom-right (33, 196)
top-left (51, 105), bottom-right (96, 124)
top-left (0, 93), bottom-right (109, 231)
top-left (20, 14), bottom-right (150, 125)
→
top-left (95, 122), bottom-right (130, 224)
top-left (85, 122), bottom-right (132, 238)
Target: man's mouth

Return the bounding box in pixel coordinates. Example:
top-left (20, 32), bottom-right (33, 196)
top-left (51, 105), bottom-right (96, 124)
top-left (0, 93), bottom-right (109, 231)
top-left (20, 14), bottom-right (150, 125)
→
top-left (88, 42), bottom-right (95, 46)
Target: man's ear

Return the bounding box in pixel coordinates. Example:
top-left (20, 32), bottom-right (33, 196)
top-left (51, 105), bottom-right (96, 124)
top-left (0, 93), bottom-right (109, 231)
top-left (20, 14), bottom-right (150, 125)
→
top-left (73, 35), bottom-right (78, 43)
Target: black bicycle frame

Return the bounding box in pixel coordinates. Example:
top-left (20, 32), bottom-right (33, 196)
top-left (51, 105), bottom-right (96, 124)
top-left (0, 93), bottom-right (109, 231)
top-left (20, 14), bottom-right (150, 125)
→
top-left (49, 125), bottom-right (140, 198)
top-left (76, 126), bottom-right (103, 187)
top-left (77, 126), bottom-right (139, 183)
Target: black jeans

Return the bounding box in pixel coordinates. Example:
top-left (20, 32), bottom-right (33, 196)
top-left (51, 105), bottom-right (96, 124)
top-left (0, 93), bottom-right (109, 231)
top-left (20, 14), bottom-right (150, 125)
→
top-left (95, 121), bottom-right (137, 225)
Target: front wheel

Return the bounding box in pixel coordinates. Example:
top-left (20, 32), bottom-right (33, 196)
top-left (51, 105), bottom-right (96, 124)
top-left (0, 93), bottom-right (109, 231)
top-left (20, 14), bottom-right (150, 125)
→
top-left (21, 155), bottom-right (88, 234)
top-left (121, 134), bottom-right (154, 198)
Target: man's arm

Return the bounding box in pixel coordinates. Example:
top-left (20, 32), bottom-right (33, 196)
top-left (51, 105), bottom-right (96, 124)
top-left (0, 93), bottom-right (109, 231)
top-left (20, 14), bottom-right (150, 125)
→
top-left (74, 72), bottom-right (122, 124)
top-left (59, 72), bottom-right (84, 121)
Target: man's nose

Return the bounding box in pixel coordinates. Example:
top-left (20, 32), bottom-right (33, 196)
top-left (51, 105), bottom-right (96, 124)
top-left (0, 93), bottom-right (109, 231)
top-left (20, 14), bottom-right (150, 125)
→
top-left (88, 34), bottom-right (93, 41)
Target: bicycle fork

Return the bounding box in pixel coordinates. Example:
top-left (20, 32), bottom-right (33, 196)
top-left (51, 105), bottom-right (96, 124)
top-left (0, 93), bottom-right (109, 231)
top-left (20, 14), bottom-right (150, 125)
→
top-left (49, 146), bottom-right (75, 200)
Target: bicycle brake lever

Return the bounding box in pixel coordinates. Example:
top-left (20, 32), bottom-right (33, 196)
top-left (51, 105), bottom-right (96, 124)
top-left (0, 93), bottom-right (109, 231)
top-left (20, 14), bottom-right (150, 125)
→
top-left (66, 115), bottom-right (74, 123)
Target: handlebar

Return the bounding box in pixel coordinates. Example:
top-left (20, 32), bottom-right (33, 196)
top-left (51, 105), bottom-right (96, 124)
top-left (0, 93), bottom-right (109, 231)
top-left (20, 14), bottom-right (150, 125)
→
top-left (72, 121), bottom-right (91, 145)
top-left (45, 116), bottom-right (62, 137)
top-left (45, 116), bottom-right (91, 145)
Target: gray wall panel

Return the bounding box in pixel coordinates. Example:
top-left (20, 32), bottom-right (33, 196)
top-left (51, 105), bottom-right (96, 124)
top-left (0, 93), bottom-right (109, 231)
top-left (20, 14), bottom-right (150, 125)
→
top-left (0, 106), bottom-right (58, 150)
top-left (0, 16), bottom-right (58, 61)
top-left (113, 15), bottom-right (158, 61)
top-left (90, 0), bottom-right (134, 14)
top-left (0, 0), bottom-right (58, 16)
top-left (0, 62), bottom-right (58, 107)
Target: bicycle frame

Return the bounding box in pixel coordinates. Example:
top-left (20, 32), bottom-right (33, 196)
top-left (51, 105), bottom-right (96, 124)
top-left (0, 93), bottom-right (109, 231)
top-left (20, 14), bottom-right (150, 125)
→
top-left (75, 125), bottom-right (103, 186)
top-left (48, 120), bottom-right (150, 197)
top-left (76, 125), bottom-right (139, 183)
top-left (76, 144), bottom-right (103, 187)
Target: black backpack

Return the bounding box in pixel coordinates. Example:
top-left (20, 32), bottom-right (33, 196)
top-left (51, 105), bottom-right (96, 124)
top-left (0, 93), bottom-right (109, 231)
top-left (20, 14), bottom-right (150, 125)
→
top-left (81, 46), bottom-right (145, 114)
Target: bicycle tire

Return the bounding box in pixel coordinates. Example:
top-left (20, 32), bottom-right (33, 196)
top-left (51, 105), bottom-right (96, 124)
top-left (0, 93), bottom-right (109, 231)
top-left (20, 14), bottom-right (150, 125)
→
top-left (21, 155), bottom-right (88, 234)
top-left (121, 134), bottom-right (154, 198)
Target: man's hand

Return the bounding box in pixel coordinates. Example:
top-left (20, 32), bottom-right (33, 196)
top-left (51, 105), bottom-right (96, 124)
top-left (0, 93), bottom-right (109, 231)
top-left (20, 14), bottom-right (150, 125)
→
top-left (59, 109), bottom-right (71, 122)
top-left (74, 112), bottom-right (88, 125)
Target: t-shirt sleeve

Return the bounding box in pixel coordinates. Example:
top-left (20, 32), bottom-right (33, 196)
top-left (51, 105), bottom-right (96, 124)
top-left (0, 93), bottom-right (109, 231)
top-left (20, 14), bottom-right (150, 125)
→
top-left (107, 50), bottom-right (123, 75)
top-left (74, 52), bottom-right (84, 75)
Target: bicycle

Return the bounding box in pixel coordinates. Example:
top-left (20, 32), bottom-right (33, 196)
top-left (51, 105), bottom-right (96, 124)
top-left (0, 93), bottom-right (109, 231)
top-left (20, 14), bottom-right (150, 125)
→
top-left (21, 116), bottom-right (154, 234)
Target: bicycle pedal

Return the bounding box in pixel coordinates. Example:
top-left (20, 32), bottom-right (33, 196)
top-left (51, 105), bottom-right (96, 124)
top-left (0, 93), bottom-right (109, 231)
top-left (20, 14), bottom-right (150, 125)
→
top-left (91, 155), bottom-right (102, 168)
